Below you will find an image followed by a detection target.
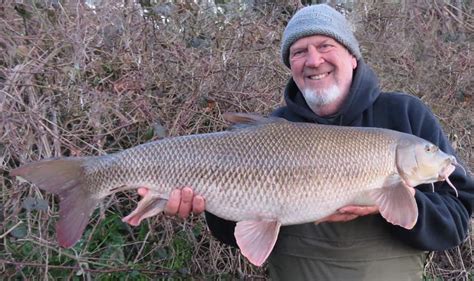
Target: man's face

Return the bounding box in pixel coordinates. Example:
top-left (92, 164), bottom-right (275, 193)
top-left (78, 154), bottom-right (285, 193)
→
top-left (289, 35), bottom-right (357, 116)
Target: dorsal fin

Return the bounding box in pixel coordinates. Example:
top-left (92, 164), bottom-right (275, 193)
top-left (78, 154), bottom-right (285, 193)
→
top-left (223, 112), bottom-right (286, 130)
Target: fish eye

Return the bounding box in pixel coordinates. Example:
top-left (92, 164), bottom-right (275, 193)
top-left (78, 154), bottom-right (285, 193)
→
top-left (424, 144), bottom-right (439, 153)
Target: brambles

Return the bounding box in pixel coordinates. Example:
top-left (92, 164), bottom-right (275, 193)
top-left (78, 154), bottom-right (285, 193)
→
top-left (1, 0), bottom-right (472, 279)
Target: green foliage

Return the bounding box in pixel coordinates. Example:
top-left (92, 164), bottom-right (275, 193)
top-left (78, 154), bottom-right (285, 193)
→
top-left (88, 214), bottom-right (128, 253)
top-left (164, 231), bottom-right (192, 272)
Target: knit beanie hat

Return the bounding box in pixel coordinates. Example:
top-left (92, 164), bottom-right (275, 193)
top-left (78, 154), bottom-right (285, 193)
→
top-left (281, 4), bottom-right (362, 68)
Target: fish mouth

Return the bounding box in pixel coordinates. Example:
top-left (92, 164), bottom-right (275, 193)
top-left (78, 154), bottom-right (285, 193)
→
top-left (438, 163), bottom-right (455, 181)
top-left (438, 157), bottom-right (463, 197)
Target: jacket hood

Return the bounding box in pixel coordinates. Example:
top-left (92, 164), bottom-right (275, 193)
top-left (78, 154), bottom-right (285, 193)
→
top-left (283, 60), bottom-right (381, 125)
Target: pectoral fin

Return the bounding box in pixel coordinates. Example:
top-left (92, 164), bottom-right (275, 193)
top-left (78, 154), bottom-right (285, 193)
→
top-left (370, 176), bottom-right (418, 229)
top-left (234, 219), bottom-right (281, 266)
top-left (122, 191), bottom-right (167, 226)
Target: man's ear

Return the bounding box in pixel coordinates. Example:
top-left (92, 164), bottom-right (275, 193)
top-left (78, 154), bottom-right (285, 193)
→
top-left (352, 56), bottom-right (357, 69)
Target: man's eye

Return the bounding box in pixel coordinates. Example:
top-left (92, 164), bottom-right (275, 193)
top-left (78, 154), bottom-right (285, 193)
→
top-left (291, 50), bottom-right (305, 56)
top-left (319, 44), bottom-right (332, 51)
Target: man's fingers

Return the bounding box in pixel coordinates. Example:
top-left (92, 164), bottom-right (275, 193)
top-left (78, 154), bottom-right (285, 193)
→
top-left (340, 214), bottom-right (359, 221)
top-left (316, 213), bottom-right (358, 224)
top-left (315, 205), bottom-right (379, 224)
top-left (339, 205), bottom-right (378, 216)
top-left (192, 195), bottom-right (205, 214)
top-left (178, 187), bottom-right (194, 218)
top-left (160, 187), bottom-right (205, 218)
top-left (164, 189), bottom-right (181, 215)
top-left (137, 187), bottom-right (149, 197)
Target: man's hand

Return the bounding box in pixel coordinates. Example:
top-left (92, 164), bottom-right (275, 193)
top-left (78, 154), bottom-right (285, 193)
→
top-left (316, 205), bottom-right (379, 224)
top-left (137, 187), bottom-right (205, 218)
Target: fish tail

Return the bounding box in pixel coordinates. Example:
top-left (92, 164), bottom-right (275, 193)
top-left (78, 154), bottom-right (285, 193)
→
top-left (10, 157), bottom-right (100, 248)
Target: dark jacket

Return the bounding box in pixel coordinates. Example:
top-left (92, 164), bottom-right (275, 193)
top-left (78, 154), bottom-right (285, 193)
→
top-left (205, 60), bottom-right (473, 256)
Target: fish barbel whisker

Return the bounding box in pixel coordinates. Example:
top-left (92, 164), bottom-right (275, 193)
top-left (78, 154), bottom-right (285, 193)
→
top-left (444, 158), bottom-right (466, 197)
top-left (438, 157), bottom-right (462, 197)
top-left (445, 177), bottom-right (459, 197)
top-left (452, 160), bottom-right (467, 176)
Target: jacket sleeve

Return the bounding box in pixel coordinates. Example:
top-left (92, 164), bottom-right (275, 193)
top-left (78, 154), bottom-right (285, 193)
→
top-left (390, 98), bottom-right (474, 250)
top-left (205, 212), bottom-right (238, 247)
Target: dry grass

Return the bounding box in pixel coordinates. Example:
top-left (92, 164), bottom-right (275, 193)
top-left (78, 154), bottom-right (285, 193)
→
top-left (0, 0), bottom-right (472, 279)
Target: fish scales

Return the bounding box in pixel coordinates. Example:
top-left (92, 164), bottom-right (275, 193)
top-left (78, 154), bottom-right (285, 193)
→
top-left (84, 121), bottom-right (396, 225)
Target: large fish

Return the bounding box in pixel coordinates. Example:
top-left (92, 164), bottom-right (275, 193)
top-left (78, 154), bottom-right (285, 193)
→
top-left (10, 113), bottom-right (460, 266)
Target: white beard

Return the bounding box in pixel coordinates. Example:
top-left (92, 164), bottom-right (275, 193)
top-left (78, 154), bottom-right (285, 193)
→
top-left (302, 84), bottom-right (342, 112)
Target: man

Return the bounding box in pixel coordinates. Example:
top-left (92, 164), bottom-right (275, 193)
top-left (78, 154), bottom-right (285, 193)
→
top-left (146, 4), bottom-right (473, 280)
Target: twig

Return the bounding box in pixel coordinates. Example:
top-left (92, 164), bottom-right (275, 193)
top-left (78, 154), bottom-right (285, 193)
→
top-left (0, 221), bottom-right (23, 239)
top-left (0, 258), bottom-right (173, 275)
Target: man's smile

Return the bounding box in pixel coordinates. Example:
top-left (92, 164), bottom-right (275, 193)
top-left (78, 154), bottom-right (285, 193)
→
top-left (307, 72), bottom-right (331, 80)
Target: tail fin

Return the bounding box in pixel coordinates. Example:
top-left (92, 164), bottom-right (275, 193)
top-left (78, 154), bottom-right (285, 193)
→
top-left (10, 158), bottom-right (100, 248)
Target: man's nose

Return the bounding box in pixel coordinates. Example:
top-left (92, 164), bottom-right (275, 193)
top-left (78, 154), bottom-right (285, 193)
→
top-left (305, 46), bottom-right (324, 67)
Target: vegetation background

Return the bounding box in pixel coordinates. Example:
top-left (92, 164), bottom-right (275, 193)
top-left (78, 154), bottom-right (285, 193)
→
top-left (0, 0), bottom-right (472, 279)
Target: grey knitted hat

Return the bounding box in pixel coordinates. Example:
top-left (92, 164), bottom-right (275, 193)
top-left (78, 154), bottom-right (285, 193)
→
top-left (281, 4), bottom-right (362, 68)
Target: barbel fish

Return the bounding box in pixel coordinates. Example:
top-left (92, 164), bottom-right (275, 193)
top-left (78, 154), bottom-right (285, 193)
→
top-left (10, 113), bottom-right (459, 266)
